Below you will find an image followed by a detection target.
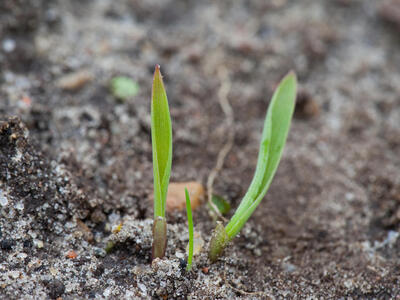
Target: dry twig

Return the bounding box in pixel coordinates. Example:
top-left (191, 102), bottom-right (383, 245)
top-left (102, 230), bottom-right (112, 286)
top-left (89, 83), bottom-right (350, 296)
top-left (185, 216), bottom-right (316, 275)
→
top-left (206, 67), bottom-right (235, 221)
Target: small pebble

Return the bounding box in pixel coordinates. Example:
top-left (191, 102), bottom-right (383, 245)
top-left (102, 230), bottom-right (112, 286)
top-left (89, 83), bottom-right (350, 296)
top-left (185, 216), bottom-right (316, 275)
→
top-left (9, 270), bottom-right (20, 279)
top-left (94, 247), bottom-right (107, 258)
top-left (66, 250), bottom-right (77, 259)
top-left (90, 209), bottom-right (106, 223)
top-left (137, 283), bottom-right (147, 294)
top-left (1, 239), bottom-right (14, 250)
top-left (50, 267), bottom-right (58, 276)
top-left (75, 219), bottom-right (93, 242)
top-left (253, 248), bottom-right (262, 257)
top-left (17, 252), bottom-right (27, 260)
top-left (103, 287), bottom-right (112, 297)
top-left (179, 258), bottom-right (187, 271)
top-left (0, 189), bottom-right (8, 207)
top-left (34, 239), bottom-right (44, 249)
top-left (2, 39), bottom-right (16, 53)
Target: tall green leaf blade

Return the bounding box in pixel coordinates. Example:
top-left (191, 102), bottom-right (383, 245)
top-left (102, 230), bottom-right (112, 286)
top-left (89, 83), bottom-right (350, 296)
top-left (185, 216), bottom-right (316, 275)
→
top-left (151, 65), bottom-right (172, 218)
top-left (225, 71), bottom-right (297, 238)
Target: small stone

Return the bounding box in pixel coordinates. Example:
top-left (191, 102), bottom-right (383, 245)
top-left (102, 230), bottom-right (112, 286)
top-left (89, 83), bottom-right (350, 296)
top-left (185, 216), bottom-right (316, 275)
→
top-left (103, 288), bottom-right (112, 297)
top-left (179, 258), bottom-right (187, 270)
top-left (253, 248), bottom-right (262, 257)
top-left (75, 219), bottom-right (94, 242)
top-left (344, 279), bottom-right (353, 289)
top-left (94, 247), bottom-right (107, 258)
top-left (56, 70), bottom-right (93, 91)
top-left (0, 189), bottom-right (8, 207)
top-left (1, 239), bottom-right (14, 250)
top-left (49, 267), bottom-right (58, 276)
top-left (47, 279), bottom-right (65, 299)
top-left (23, 240), bottom-right (33, 248)
top-left (34, 239), bottom-right (44, 248)
top-left (9, 270), bottom-right (20, 279)
top-left (2, 39), bottom-right (16, 53)
top-left (166, 182), bottom-right (205, 212)
top-left (90, 209), bottom-right (106, 223)
top-left (17, 252), bottom-right (27, 260)
top-left (66, 250), bottom-right (77, 259)
top-left (15, 201), bottom-right (24, 210)
top-left (282, 262), bottom-right (297, 273)
top-left (137, 283), bottom-right (147, 294)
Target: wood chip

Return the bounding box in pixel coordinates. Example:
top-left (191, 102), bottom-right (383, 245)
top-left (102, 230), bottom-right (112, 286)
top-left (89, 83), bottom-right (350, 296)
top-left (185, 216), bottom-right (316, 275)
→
top-left (166, 182), bottom-right (205, 212)
top-left (56, 70), bottom-right (92, 91)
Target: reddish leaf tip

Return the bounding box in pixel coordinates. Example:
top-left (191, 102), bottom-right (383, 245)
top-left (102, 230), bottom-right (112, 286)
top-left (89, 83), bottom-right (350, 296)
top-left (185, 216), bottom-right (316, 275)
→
top-left (153, 64), bottom-right (163, 81)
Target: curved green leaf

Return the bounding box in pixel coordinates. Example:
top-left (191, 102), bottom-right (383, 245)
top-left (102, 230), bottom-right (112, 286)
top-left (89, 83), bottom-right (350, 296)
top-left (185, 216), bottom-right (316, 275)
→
top-left (225, 71), bottom-right (297, 238)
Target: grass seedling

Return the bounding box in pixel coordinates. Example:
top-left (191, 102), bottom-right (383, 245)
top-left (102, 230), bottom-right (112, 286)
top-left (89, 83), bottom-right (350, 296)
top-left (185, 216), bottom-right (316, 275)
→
top-left (185, 188), bottom-right (194, 271)
top-left (151, 65), bottom-right (172, 260)
top-left (209, 71), bottom-right (297, 262)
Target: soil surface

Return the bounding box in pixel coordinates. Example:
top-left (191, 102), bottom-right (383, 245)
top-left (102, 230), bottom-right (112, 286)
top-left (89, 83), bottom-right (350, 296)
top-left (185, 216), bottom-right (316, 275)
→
top-left (1, 0), bottom-right (400, 299)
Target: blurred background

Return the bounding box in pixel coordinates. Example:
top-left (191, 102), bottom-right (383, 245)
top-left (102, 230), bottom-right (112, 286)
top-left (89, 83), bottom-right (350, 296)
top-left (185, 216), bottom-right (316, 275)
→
top-left (0, 0), bottom-right (400, 297)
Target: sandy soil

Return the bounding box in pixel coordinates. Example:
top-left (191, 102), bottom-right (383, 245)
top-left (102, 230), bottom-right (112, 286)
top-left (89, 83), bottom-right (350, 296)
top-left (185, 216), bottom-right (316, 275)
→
top-left (1, 0), bottom-right (400, 298)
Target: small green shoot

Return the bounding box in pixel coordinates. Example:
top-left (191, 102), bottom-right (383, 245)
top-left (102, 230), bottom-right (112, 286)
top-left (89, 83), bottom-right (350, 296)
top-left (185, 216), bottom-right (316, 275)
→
top-left (110, 76), bottom-right (139, 101)
top-left (151, 65), bottom-right (172, 260)
top-left (185, 188), bottom-right (194, 271)
top-left (209, 71), bottom-right (297, 262)
top-left (209, 194), bottom-right (231, 216)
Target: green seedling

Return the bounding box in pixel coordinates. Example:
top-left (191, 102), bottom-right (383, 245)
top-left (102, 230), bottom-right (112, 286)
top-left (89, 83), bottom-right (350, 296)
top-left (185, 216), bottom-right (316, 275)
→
top-left (209, 72), bottom-right (297, 262)
top-left (185, 188), bottom-right (194, 271)
top-left (151, 65), bottom-right (172, 260)
top-left (110, 76), bottom-right (139, 101)
top-left (208, 194), bottom-right (231, 216)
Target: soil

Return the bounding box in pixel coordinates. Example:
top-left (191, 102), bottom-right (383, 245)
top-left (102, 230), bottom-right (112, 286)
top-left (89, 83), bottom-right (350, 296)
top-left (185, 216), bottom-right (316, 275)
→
top-left (1, 0), bottom-right (400, 299)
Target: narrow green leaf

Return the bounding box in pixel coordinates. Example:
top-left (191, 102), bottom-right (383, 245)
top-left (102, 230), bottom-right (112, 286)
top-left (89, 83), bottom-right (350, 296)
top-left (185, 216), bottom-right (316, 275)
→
top-left (185, 188), bottom-right (194, 271)
top-left (151, 65), bottom-right (172, 219)
top-left (225, 71), bottom-right (297, 238)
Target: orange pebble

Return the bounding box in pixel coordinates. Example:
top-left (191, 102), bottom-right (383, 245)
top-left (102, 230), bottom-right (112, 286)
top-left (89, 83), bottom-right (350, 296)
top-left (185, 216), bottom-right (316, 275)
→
top-left (66, 250), bottom-right (77, 259)
top-left (21, 96), bottom-right (32, 106)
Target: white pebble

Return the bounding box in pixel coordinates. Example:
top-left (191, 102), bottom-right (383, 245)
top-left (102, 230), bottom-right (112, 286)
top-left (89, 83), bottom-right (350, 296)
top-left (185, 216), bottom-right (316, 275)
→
top-left (34, 239), bottom-right (44, 248)
top-left (103, 288), bottom-right (112, 297)
top-left (9, 270), bottom-right (20, 279)
top-left (15, 201), bottom-right (24, 210)
top-left (0, 189), bottom-right (8, 206)
top-left (17, 253), bottom-right (28, 260)
top-left (137, 283), bottom-right (147, 294)
top-left (2, 39), bottom-right (16, 53)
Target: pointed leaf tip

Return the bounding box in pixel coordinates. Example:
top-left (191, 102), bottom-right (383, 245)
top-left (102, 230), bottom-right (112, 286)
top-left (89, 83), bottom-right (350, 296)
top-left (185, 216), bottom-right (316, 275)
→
top-left (154, 64), bottom-right (161, 78)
